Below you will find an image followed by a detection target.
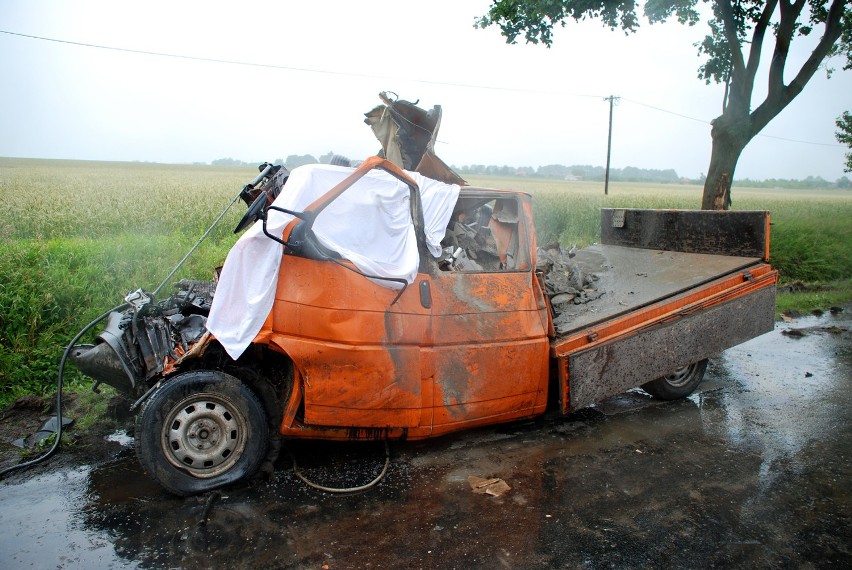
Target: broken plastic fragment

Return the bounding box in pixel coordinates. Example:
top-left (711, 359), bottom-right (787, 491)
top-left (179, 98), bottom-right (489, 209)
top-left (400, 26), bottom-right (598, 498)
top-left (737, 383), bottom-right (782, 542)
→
top-left (10, 415), bottom-right (74, 448)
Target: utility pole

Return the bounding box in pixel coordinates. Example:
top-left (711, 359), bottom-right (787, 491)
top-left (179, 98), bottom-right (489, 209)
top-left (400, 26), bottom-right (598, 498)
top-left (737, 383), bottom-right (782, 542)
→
top-left (603, 95), bottom-right (620, 195)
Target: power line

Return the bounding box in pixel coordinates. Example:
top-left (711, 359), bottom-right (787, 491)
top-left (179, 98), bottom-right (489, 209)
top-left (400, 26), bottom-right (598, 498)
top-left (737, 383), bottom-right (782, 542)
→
top-left (0, 29), bottom-right (605, 99)
top-left (1, 29), bottom-right (844, 150)
top-left (752, 132), bottom-right (843, 148)
top-left (621, 97), bottom-right (710, 125)
top-left (621, 97), bottom-right (844, 148)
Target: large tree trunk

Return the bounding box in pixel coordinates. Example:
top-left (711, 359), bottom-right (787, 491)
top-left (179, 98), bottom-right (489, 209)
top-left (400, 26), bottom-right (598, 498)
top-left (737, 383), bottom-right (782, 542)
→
top-left (702, 109), bottom-right (751, 210)
top-left (700, 0), bottom-right (845, 211)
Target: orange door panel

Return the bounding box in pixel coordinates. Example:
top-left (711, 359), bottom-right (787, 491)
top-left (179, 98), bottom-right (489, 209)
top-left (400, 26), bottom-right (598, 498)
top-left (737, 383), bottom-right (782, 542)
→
top-left (269, 255), bottom-right (430, 428)
top-left (426, 271), bottom-right (549, 433)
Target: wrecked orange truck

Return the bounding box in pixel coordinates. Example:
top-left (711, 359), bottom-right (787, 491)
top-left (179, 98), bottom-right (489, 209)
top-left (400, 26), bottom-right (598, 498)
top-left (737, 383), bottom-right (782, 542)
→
top-left (70, 96), bottom-right (777, 496)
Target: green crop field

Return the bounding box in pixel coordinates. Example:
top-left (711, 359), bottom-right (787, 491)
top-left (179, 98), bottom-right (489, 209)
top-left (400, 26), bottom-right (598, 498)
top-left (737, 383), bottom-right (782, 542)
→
top-left (1, 158), bottom-right (851, 407)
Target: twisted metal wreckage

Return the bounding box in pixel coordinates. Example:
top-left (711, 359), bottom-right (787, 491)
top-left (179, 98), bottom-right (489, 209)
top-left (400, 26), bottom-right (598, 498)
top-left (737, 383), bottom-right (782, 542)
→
top-left (66, 93), bottom-right (778, 495)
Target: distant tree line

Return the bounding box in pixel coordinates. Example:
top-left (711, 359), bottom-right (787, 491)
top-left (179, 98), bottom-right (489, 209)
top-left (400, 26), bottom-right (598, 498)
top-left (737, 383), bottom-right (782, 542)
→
top-left (273, 152), bottom-right (354, 169)
top-left (455, 163), bottom-right (682, 184)
top-left (210, 157), bottom-right (254, 167)
top-left (210, 152), bottom-right (358, 170)
top-left (733, 176), bottom-right (850, 189)
top-left (210, 155), bottom-right (851, 189)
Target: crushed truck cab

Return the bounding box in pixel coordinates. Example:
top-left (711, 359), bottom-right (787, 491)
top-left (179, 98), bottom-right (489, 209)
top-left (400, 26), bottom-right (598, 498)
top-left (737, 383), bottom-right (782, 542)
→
top-left (270, 185), bottom-right (551, 440)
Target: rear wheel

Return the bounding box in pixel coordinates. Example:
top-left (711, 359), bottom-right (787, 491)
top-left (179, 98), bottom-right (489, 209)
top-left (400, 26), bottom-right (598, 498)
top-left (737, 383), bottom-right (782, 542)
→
top-left (135, 370), bottom-right (268, 496)
top-left (641, 359), bottom-right (708, 400)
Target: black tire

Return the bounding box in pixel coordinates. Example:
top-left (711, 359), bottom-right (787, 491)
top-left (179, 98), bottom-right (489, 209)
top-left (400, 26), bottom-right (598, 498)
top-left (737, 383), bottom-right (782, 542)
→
top-left (135, 370), bottom-right (268, 496)
top-left (641, 359), bottom-right (709, 400)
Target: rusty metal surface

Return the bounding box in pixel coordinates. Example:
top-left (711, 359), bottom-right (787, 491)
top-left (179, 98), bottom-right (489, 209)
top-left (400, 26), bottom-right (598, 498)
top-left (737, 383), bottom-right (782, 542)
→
top-left (262, 186), bottom-right (550, 439)
top-left (364, 92), bottom-right (466, 186)
top-left (553, 244), bottom-right (763, 335)
top-left (566, 284), bottom-right (776, 411)
top-left (269, 247), bottom-right (549, 438)
top-left (270, 255), bottom-right (429, 430)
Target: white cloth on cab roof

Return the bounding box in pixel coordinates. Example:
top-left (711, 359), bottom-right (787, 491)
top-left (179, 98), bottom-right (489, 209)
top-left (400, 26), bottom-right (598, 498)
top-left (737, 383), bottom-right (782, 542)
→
top-left (206, 163), bottom-right (460, 359)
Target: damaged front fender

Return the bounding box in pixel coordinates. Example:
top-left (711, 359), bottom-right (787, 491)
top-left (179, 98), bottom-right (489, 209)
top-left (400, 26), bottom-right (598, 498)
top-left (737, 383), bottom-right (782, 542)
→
top-left (69, 281), bottom-right (215, 397)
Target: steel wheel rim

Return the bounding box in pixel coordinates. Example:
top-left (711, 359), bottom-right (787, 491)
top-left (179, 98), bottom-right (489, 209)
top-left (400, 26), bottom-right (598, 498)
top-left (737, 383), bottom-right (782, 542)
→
top-left (664, 363), bottom-right (697, 388)
top-left (161, 392), bottom-right (247, 478)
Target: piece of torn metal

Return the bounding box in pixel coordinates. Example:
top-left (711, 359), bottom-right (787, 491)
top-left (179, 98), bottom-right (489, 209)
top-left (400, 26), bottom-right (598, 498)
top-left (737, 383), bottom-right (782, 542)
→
top-left (365, 91), bottom-right (466, 186)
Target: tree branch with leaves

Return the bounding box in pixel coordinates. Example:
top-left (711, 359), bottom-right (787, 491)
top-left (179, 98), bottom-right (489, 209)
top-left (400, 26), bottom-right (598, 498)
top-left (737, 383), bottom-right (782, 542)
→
top-left (837, 111), bottom-right (852, 172)
top-left (477, 0), bottom-right (851, 209)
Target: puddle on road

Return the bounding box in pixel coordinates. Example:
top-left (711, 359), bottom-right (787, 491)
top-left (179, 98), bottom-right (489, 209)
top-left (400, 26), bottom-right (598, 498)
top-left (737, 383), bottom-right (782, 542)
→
top-left (1, 309), bottom-right (850, 568)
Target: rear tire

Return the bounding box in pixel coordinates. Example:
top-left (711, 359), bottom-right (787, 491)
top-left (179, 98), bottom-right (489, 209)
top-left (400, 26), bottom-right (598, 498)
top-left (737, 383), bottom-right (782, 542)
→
top-left (641, 359), bottom-right (708, 400)
top-left (135, 370), bottom-right (268, 496)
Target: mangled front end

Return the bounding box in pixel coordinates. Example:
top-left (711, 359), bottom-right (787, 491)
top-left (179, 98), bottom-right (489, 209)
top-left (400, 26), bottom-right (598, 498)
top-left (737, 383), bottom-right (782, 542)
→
top-left (69, 281), bottom-right (215, 398)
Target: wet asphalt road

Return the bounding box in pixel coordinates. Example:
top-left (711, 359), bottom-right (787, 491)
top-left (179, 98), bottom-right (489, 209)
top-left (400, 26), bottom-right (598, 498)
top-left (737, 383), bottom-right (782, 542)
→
top-left (1, 309), bottom-right (850, 569)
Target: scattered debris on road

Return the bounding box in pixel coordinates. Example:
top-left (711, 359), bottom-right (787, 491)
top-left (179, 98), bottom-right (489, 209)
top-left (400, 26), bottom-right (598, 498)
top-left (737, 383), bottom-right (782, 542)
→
top-left (468, 475), bottom-right (511, 497)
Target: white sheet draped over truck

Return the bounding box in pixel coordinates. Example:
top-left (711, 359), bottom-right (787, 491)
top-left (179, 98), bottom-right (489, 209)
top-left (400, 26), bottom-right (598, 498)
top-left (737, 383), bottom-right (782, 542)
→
top-left (207, 163), bottom-right (460, 359)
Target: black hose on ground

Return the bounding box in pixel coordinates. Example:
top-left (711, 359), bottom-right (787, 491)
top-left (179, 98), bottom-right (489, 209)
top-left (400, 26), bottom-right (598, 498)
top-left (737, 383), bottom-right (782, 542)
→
top-left (289, 440), bottom-right (390, 493)
top-left (0, 303), bottom-right (129, 479)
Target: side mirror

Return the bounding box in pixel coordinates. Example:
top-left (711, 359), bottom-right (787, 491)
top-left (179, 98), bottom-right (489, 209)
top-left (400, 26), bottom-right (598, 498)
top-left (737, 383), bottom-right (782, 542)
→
top-left (233, 190), bottom-right (269, 234)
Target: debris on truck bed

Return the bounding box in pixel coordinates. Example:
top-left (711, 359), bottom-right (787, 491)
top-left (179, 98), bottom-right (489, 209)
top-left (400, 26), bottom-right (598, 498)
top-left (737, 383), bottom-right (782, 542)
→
top-left (536, 243), bottom-right (605, 334)
top-left (540, 240), bottom-right (772, 338)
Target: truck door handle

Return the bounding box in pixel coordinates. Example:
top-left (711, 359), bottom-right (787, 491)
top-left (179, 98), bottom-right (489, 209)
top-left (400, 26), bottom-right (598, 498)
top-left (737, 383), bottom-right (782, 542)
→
top-left (419, 281), bottom-right (432, 309)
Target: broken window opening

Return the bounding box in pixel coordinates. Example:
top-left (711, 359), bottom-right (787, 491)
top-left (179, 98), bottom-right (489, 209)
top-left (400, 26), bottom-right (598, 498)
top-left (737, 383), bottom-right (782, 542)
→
top-left (438, 197), bottom-right (528, 273)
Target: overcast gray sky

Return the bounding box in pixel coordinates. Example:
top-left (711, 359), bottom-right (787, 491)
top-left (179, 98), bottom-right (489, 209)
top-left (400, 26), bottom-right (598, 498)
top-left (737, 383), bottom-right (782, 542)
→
top-left (1, 0), bottom-right (850, 180)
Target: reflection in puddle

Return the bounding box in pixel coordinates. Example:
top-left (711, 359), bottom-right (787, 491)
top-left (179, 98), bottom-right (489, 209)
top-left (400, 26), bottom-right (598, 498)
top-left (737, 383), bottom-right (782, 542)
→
top-left (105, 430), bottom-right (134, 447)
top-left (716, 310), bottom-right (851, 492)
top-left (0, 466), bottom-right (136, 568)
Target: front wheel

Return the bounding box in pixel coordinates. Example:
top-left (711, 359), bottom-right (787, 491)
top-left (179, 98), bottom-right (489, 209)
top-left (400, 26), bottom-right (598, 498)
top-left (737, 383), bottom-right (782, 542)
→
top-left (135, 370), bottom-right (268, 496)
top-left (641, 359), bottom-right (708, 400)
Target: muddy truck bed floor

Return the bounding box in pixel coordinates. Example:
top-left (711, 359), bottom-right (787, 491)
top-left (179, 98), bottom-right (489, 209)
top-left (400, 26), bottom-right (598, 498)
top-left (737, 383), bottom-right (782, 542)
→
top-left (552, 244), bottom-right (763, 336)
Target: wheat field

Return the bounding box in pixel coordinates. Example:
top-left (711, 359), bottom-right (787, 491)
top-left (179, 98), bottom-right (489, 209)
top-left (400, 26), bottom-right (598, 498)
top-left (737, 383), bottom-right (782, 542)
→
top-left (1, 158), bottom-right (850, 404)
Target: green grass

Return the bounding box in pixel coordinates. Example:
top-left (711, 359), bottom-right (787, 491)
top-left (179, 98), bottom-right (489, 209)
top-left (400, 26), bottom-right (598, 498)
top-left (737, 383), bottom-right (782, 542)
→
top-left (0, 158), bottom-right (253, 407)
top-left (1, 160), bottom-right (851, 408)
top-left (775, 280), bottom-right (852, 315)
